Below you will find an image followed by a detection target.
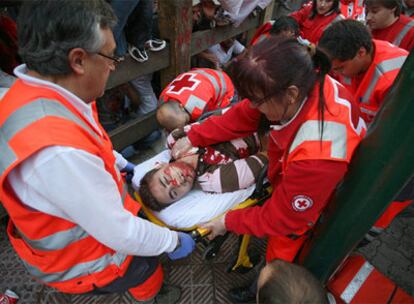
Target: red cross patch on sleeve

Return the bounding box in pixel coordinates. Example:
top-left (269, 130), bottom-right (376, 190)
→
top-left (291, 195), bottom-right (313, 212)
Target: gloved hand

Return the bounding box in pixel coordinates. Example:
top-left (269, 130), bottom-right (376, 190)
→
top-left (121, 162), bottom-right (135, 183)
top-left (167, 232), bottom-right (196, 260)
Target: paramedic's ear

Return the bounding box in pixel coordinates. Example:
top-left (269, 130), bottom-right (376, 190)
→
top-left (286, 85), bottom-right (299, 105)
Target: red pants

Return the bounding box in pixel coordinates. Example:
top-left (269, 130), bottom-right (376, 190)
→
top-left (128, 264), bottom-right (164, 301)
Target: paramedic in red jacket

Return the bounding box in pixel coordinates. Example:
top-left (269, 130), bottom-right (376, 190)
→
top-left (0, 1), bottom-right (194, 303)
top-left (250, 16), bottom-right (300, 46)
top-left (365, 0), bottom-right (414, 51)
top-left (157, 68), bottom-right (235, 132)
top-left (290, 0), bottom-right (345, 44)
top-left (319, 19), bottom-right (408, 125)
top-left (172, 36), bottom-right (366, 264)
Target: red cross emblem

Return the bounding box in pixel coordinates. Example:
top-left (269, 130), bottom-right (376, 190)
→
top-left (167, 73), bottom-right (201, 95)
top-left (292, 195), bottom-right (313, 212)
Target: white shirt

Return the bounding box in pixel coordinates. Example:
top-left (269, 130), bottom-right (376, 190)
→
top-left (208, 40), bottom-right (245, 66)
top-left (7, 65), bottom-right (178, 256)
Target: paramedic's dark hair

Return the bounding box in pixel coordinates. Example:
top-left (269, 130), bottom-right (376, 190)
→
top-left (138, 169), bottom-right (168, 212)
top-left (230, 36), bottom-right (331, 140)
top-left (17, 0), bottom-right (116, 76)
top-left (365, 0), bottom-right (402, 17)
top-left (310, 0), bottom-right (340, 19)
top-left (257, 260), bottom-right (328, 304)
top-left (319, 19), bottom-right (373, 61)
top-left (269, 16), bottom-right (300, 37)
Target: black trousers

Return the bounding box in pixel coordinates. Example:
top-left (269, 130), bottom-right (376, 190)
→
top-left (90, 255), bottom-right (160, 295)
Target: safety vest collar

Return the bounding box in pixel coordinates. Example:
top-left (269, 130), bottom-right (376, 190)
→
top-left (269, 86), bottom-right (319, 152)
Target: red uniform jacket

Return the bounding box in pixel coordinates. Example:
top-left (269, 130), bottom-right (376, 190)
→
top-left (290, 3), bottom-right (344, 44)
top-left (187, 77), bottom-right (366, 261)
top-left (371, 15), bottom-right (414, 51)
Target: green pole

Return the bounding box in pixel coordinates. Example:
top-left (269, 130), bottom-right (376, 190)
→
top-left (298, 50), bottom-right (414, 283)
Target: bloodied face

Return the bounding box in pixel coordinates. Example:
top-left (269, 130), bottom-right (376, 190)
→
top-left (149, 161), bottom-right (196, 205)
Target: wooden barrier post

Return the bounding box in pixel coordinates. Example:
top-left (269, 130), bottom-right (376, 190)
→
top-left (159, 0), bottom-right (193, 88)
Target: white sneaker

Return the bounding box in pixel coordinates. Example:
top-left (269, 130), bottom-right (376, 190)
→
top-left (144, 38), bottom-right (166, 52)
top-left (128, 45), bottom-right (148, 63)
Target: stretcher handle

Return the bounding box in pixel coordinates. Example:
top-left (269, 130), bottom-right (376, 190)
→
top-left (191, 227), bottom-right (210, 241)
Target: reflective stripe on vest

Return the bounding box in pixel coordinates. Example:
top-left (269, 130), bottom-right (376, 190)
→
top-left (393, 20), bottom-right (414, 46)
top-left (342, 76), bottom-right (352, 86)
top-left (256, 34), bottom-right (269, 45)
top-left (0, 98), bottom-right (102, 176)
top-left (360, 107), bottom-right (378, 118)
top-left (215, 70), bottom-right (227, 106)
top-left (361, 56), bottom-right (406, 103)
top-left (16, 183), bottom-right (128, 252)
top-left (22, 251), bottom-right (128, 283)
top-left (289, 120), bottom-right (348, 159)
top-left (192, 69), bottom-right (220, 101)
top-left (331, 78), bottom-right (366, 135)
top-left (340, 261), bottom-right (374, 303)
top-left (186, 95), bottom-right (208, 115)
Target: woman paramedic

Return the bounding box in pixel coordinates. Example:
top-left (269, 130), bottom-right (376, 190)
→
top-left (171, 36), bottom-right (367, 264)
top-left (290, 0), bottom-right (344, 44)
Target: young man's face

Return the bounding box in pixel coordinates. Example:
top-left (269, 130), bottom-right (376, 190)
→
top-left (330, 47), bottom-right (370, 78)
top-left (405, 0), bottom-right (414, 8)
top-left (150, 162), bottom-right (196, 205)
top-left (366, 4), bottom-right (398, 30)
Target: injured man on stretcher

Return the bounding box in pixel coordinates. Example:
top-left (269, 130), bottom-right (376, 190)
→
top-left (136, 124), bottom-right (268, 213)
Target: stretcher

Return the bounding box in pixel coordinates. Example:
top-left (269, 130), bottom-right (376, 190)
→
top-left (131, 149), bottom-right (271, 272)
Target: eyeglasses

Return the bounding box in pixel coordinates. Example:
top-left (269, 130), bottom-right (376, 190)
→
top-left (96, 52), bottom-right (124, 65)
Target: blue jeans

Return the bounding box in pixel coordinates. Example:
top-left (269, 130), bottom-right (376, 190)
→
top-left (110, 0), bottom-right (154, 56)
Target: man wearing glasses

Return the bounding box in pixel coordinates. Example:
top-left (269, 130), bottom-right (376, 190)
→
top-left (0, 1), bottom-right (194, 303)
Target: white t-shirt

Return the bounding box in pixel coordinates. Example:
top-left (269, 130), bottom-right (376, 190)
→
top-left (208, 40), bottom-right (245, 66)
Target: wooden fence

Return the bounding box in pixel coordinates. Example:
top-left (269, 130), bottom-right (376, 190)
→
top-left (107, 0), bottom-right (277, 150)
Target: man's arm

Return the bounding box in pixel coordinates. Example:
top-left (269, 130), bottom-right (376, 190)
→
top-left (197, 153), bottom-right (268, 193)
top-left (7, 146), bottom-right (178, 256)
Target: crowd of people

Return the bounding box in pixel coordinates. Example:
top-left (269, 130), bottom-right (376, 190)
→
top-left (0, 0), bottom-right (413, 303)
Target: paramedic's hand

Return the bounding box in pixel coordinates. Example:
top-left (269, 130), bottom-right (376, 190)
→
top-left (168, 232), bottom-right (196, 260)
top-left (171, 136), bottom-right (195, 159)
top-left (201, 215), bottom-right (227, 240)
top-left (121, 162), bottom-right (135, 183)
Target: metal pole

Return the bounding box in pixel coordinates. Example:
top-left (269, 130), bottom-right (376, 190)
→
top-left (298, 50), bottom-right (414, 283)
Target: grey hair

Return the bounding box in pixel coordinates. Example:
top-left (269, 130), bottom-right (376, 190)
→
top-left (17, 0), bottom-right (117, 76)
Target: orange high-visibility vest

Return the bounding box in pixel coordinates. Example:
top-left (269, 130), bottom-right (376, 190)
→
top-left (340, 0), bottom-right (365, 20)
top-left (266, 77), bottom-right (366, 262)
top-left (328, 255), bottom-right (414, 303)
top-left (159, 68), bottom-right (234, 121)
top-left (339, 40), bottom-right (407, 124)
top-left (0, 80), bottom-right (142, 294)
